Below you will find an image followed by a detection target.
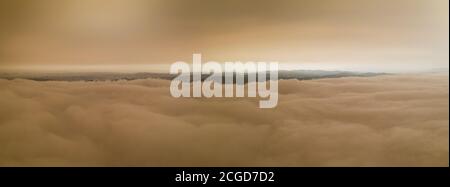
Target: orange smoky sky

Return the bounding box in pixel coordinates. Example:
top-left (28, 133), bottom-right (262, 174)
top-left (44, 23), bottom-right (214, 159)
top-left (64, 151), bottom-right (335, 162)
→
top-left (0, 0), bottom-right (448, 72)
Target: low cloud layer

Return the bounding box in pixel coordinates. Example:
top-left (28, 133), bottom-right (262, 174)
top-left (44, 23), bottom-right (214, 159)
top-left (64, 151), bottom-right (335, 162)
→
top-left (0, 74), bottom-right (448, 166)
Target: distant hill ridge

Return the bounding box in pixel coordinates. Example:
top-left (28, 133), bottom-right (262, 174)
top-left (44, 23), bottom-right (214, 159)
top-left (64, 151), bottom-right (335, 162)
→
top-left (0, 70), bottom-right (386, 82)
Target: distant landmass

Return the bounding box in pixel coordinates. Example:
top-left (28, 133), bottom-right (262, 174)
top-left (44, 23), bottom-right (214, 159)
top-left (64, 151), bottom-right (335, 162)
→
top-left (0, 70), bottom-right (386, 82)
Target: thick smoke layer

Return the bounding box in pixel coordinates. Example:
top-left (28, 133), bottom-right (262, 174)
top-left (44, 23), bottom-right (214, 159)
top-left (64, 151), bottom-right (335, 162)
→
top-left (0, 74), bottom-right (448, 166)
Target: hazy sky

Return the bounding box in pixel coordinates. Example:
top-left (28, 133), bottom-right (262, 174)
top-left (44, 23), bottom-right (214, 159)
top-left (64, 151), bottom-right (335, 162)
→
top-left (0, 0), bottom-right (448, 72)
